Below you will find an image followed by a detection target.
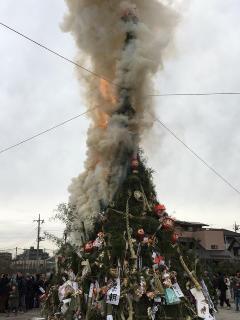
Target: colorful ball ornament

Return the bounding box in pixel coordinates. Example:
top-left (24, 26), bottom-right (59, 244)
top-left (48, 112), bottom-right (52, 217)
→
top-left (162, 217), bottom-right (175, 230)
top-left (84, 241), bottom-right (94, 253)
top-left (171, 232), bottom-right (179, 244)
top-left (154, 203), bottom-right (166, 217)
top-left (131, 158), bottom-right (139, 172)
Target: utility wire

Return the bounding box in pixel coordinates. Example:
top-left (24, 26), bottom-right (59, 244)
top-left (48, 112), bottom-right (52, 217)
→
top-left (148, 92), bottom-right (240, 97)
top-left (1, 22), bottom-right (240, 195)
top-left (150, 112), bottom-right (240, 196)
top-left (0, 108), bottom-right (96, 155)
top-left (0, 22), bottom-right (117, 87)
top-left (2, 22), bottom-right (240, 97)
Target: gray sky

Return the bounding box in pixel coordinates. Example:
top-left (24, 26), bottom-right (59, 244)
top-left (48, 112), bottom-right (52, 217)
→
top-left (1, 0), bottom-right (240, 255)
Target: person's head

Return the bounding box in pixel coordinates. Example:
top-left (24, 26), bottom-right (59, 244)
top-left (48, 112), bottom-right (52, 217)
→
top-left (204, 271), bottom-right (208, 277)
top-left (236, 271), bottom-right (240, 278)
top-left (11, 285), bottom-right (16, 291)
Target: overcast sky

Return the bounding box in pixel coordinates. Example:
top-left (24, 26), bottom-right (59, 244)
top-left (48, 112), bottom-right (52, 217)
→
top-left (1, 0), bottom-right (240, 255)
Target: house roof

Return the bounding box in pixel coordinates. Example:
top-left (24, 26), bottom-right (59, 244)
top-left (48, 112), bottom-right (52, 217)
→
top-left (223, 229), bottom-right (240, 237)
top-left (176, 220), bottom-right (209, 227)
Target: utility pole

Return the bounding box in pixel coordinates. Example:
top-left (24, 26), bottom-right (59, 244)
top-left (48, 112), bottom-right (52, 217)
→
top-left (15, 247), bottom-right (18, 273)
top-left (234, 222), bottom-right (240, 233)
top-left (33, 214), bottom-right (44, 272)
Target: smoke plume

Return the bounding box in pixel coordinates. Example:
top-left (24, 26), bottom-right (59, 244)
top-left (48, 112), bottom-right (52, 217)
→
top-left (61, 0), bottom-right (178, 243)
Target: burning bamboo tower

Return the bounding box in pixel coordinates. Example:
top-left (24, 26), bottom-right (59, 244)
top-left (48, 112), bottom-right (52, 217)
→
top-left (42, 2), bottom-right (216, 320)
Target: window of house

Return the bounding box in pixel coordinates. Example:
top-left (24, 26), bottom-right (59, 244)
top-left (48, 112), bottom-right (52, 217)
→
top-left (233, 248), bottom-right (240, 256)
top-left (211, 245), bottom-right (218, 249)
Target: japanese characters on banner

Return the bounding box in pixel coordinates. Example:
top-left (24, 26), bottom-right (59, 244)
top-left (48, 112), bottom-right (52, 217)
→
top-left (190, 287), bottom-right (210, 319)
top-left (201, 280), bottom-right (216, 312)
top-left (172, 282), bottom-right (184, 298)
top-left (106, 278), bottom-right (121, 306)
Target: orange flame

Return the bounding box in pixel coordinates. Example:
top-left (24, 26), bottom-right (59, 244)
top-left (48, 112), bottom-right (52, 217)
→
top-left (99, 79), bottom-right (117, 104)
top-left (96, 109), bottom-right (109, 129)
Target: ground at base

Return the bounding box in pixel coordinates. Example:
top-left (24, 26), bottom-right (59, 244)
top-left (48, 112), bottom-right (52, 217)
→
top-left (0, 309), bottom-right (40, 320)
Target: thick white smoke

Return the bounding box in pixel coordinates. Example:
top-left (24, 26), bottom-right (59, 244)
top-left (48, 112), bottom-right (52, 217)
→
top-left (61, 0), bottom-right (178, 243)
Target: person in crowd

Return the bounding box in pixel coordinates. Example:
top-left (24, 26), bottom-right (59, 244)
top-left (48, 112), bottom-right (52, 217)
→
top-left (34, 273), bottom-right (46, 308)
top-left (0, 273), bottom-right (10, 313)
top-left (233, 271), bottom-right (240, 311)
top-left (16, 272), bottom-right (27, 312)
top-left (224, 276), bottom-right (231, 307)
top-left (7, 284), bottom-right (19, 316)
top-left (25, 274), bottom-right (35, 310)
top-left (218, 273), bottom-right (231, 309)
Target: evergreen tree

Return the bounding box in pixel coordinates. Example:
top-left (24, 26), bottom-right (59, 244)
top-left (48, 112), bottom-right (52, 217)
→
top-left (43, 153), bottom-right (216, 320)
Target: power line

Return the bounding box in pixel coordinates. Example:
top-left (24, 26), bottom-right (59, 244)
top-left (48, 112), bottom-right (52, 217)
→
top-left (1, 107), bottom-right (240, 197)
top-left (0, 108), bottom-right (95, 155)
top-left (150, 112), bottom-right (240, 196)
top-left (2, 22), bottom-right (240, 98)
top-left (1, 22), bottom-right (240, 195)
top-left (0, 22), bottom-right (117, 87)
top-left (148, 92), bottom-right (240, 97)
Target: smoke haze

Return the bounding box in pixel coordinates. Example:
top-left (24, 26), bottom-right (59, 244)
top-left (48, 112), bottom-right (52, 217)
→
top-left (61, 0), bottom-right (178, 242)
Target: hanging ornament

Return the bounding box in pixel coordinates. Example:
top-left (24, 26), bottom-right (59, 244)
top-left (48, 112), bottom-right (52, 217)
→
top-left (165, 288), bottom-right (181, 305)
top-left (170, 271), bottom-right (177, 283)
top-left (134, 190), bottom-right (143, 201)
top-left (131, 158), bottom-right (139, 173)
top-left (84, 241), bottom-right (94, 253)
top-left (171, 232), bottom-right (179, 244)
top-left (148, 235), bottom-right (156, 246)
top-left (109, 268), bottom-right (119, 279)
top-left (152, 253), bottom-right (165, 269)
top-left (136, 228), bottom-right (145, 241)
top-left (162, 217), bottom-right (175, 230)
top-left (93, 232), bottom-right (105, 248)
top-left (97, 231), bottom-right (104, 239)
top-left (154, 203), bottom-right (166, 217)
